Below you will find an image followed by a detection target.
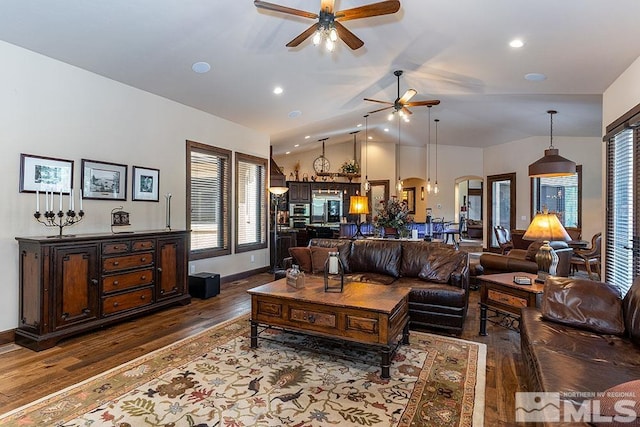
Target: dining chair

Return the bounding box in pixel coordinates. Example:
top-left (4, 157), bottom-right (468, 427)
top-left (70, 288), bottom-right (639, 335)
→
top-left (493, 225), bottom-right (513, 254)
top-left (569, 232), bottom-right (602, 280)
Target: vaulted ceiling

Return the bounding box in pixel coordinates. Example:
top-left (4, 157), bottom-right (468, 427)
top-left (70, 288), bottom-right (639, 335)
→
top-left (1, 1), bottom-right (639, 155)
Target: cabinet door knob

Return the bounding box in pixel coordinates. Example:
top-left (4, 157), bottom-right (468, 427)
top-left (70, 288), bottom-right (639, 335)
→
top-left (113, 302), bottom-right (119, 307)
top-left (113, 280), bottom-right (119, 286)
top-left (140, 295), bottom-right (146, 300)
top-left (82, 308), bottom-right (90, 314)
top-left (157, 267), bottom-right (163, 273)
top-left (113, 261), bottom-right (119, 266)
top-left (160, 289), bottom-right (165, 294)
top-left (141, 257), bottom-right (146, 262)
top-left (141, 275), bottom-right (146, 280)
top-left (91, 279), bottom-right (98, 285)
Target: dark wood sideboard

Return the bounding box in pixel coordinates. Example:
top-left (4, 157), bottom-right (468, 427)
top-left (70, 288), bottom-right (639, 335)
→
top-left (15, 230), bottom-right (190, 351)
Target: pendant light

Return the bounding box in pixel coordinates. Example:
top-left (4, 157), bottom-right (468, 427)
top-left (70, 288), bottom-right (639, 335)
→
top-left (434, 118), bottom-right (439, 194)
top-left (426, 106), bottom-right (432, 194)
top-left (529, 110), bottom-right (576, 177)
top-left (363, 114), bottom-right (370, 193)
top-left (396, 115), bottom-right (403, 193)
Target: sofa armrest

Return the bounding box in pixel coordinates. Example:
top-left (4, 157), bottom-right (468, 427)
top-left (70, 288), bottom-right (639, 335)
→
top-left (507, 249), bottom-right (528, 260)
top-left (479, 253), bottom-right (538, 274)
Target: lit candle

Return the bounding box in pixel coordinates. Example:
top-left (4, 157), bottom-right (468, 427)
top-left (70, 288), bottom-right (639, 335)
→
top-left (50, 191), bottom-right (54, 212)
top-left (79, 189), bottom-right (83, 211)
top-left (45, 191), bottom-right (49, 212)
top-left (329, 253), bottom-right (338, 274)
top-left (70, 189), bottom-right (74, 211)
top-left (36, 190), bottom-right (40, 212)
top-left (59, 189), bottom-right (62, 212)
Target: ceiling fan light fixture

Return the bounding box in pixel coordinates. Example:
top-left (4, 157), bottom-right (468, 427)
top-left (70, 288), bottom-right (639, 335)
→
top-left (312, 30), bottom-right (322, 46)
top-left (329, 27), bottom-right (338, 42)
top-left (325, 38), bottom-right (335, 51)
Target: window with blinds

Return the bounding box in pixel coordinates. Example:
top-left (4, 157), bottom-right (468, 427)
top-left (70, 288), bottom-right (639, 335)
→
top-left (186, 141), bottom-right (231, 259)
top-left (235, 153), bottom-right (267, 253)
top-left (604, 99), bottom-right (640, 296)
top-left (531, 166), bottom-right (582, 229)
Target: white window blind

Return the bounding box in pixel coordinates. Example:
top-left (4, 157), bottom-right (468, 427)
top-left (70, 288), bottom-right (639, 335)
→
top-left (605, 129), bottom-right (635, 295)
top-left (187, 141), bottom-right (230, 258)
top-left (235, 153), bottom-right (267, 252)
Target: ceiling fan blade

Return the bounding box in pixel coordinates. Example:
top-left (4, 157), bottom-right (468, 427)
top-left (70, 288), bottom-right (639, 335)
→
top-left (405, 99), bottom-right (441, 107)
top-left (364, 98), bottom-right (394, 105)
top-left (286, 24), bottom-right (318, 47)
top-left (335, 0), bottom-right (400, 22)
top-left (334, 21), bottom-right (364, 50)
top-left (320, 0), bottom-right (335, 13)
top-left (254, 0), bottom-right (318, 19)
top-left (401, 106), bottom-right (413, 116)
top-left (398, 89), bottom-right (417, 104)
top-left (368, 105), bottom-right (394, 114)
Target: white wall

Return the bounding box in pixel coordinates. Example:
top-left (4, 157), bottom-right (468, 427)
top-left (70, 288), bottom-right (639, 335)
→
top-left (483, 136), bottom-right (602, 242)
top-left (0, 41), bottom-right (269, 332)
top-left (603, 55), bottom-right (640, 132)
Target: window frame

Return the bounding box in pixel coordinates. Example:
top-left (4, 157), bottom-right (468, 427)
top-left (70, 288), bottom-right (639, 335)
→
top-left (234, 152), bottom-right (268, 254)
top-left (530, 165), bottom-right (582, 233)
top-left (186, 140), bottom-right (231, 260)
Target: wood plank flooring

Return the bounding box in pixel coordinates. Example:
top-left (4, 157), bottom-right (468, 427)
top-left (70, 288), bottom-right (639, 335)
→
top-left (0, 273), bottom-right (527, 425)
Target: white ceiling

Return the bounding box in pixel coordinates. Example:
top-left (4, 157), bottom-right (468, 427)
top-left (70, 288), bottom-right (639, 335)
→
top-left (1, 1), bottom-right (639, 155)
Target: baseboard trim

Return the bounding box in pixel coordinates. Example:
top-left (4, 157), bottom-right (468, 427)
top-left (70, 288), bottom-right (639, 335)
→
top-left (221, 266), bottom-right (270, 284)
top-left (0, 329), bottom-right (15, 345)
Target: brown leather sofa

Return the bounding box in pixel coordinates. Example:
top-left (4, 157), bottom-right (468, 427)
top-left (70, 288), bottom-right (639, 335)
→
top-left (520, 276), bottom-right (640, 426)
top-left (284, 238), bottom-right (470, 334)
top-left (479, 241), bottom-right (573, 276)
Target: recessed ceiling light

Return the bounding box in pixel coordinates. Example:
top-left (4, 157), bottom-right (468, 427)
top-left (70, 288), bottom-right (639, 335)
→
top-left (384, 128), bottom-right (389, 132)
top-left (305, 135), bottom-right (310, 139)
top-left (525, 73), bottom-right (547, 82)
top-left (368, 136), bottom-right (373, 140)
top-left (509, 39), bottom-right (524, 48)
top-left (191, 62), bottom-right (211, 73)
top-left (288, 110), bottom-right (302, 118)
top-left (294, 144), bottom-right (300, 147)
top-left (285, 151), bottom-right (291, 155)
top-left (357, 123), bottom-right (362, 127)
top-left (273, 86), bottom-right (283, 95)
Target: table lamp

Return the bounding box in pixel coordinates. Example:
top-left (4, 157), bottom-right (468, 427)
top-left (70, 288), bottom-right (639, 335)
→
top-left (523, 209), bottom-right (571, 283)
top-left (348, 195), bottom-right (370, 239)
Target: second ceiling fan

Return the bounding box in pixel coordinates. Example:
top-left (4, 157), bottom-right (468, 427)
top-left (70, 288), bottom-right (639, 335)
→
top-left (254, 0), bottom-right (401, 50)
top-left (365, 70), bottom-right (441, 119)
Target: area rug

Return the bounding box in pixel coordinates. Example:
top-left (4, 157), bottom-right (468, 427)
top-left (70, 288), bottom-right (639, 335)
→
top-left (0, 314), bottom-right (486, 426)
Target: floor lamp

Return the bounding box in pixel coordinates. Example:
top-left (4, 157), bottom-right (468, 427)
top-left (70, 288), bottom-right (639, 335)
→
top-left (349, 195), bottom-right (370, 239)
top-left (268, 186), bottom-right (289, 272)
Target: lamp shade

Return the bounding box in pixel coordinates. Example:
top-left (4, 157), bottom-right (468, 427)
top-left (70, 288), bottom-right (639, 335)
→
top-left (348, 195), bottom-right (370, 215)
top-left (268, 186), bottom-right (289, 196)
top-left (528, 148), bottom-right (576, 177)
top-left (523, 210), bottom-right (571, 241)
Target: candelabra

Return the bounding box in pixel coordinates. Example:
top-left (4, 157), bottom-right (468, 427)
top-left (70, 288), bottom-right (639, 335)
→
top-left (33, 190), bottom-right (84, 237)
top-left (34, 208), bottom-right (84, 237)
top-left (165, 193), bottom-right (172, 230)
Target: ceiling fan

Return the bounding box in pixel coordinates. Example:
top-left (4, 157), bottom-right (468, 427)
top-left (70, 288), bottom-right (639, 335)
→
top-left (365, 70), bottom-right (441, 118)
top-left (254, 0), bottom-right (401, 51)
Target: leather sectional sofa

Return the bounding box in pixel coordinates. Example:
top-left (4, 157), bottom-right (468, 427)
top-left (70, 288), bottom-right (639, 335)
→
top-left (284, 238), bottom-right (470, 335)
top-left (479, 240), bottom-right (573, 276)
top-left (520, 276), bottom-right (640, 426)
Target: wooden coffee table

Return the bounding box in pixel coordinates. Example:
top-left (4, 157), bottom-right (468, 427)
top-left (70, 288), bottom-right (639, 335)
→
top-left (477, 272), bottom-right (544, 335)
top-left (247, 277), bottom-right (410, 379)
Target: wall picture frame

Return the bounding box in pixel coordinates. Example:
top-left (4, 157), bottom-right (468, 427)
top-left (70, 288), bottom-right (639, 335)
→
top-left (19, 153), bottom-right (74, 193)
top-left (81, 159), bottom-right (127, 200)
top-left (132, 166), bottom-right (159, 202)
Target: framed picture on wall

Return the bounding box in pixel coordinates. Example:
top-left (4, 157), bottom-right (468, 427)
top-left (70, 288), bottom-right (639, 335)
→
top-left (132, 165), bottom-right (159, 202)
top-left (81, 159), bottom-right (127, 200)
top-left (19, 153), bottom-right (74, 193)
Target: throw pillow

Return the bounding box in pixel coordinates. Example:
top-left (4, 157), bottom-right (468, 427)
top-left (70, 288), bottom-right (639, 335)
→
top-left (593, 380), bottom-right (640, 426)
top-left (288, 247), bottom-right (312, 273)
top-left (418, 251), bottom-right (466, 284)
top-left (541, 276), bottom-right (625, 335)
top-left (310, 246), bottom-right (338, 274)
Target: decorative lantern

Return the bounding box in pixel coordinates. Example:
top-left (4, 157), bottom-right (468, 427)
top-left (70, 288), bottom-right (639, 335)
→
top-left (324, 252), bottom-right (344, 292)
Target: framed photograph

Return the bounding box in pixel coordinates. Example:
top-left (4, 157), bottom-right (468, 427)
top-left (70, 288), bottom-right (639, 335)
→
top-left (81, 159), bottom-right (127, 200)
top-left (20, 153), bottom-right (74, 193)
top-left (132, 166), bottom-right (159, 202)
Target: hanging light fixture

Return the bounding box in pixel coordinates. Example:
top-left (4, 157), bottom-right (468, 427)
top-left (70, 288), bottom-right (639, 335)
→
top-left (434, 118), bottom-right (439, 194)
top-left (426, 106), bottom-right (432, 194)
top-left (529, 110), bottom-right (576, 177)
top-left (396, 115), bottom-right (403, 193)
top-left (363, 114), bottom-right (371, 193)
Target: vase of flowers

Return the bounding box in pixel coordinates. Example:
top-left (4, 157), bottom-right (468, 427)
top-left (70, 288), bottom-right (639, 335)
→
top-left (373, 198), bottom-right (413, 238)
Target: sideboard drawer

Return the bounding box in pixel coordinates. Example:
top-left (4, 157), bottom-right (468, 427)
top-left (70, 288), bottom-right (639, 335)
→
top-left (103, 269), bottom-right (154, 293)
top-left (132, 240), bottom-right (155, 252)
top-left (290, 308), bottom-right (336, 328)
top-left (102, 287), bottom-right (153, 316)
top-left (103, 252), bottom-right (153, 272)
top-left (102, 242), bottom-right (130, 255)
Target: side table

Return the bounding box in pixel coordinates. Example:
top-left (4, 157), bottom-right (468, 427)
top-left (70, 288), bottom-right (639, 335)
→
top-left (477, 272), bottom-right (544, 335)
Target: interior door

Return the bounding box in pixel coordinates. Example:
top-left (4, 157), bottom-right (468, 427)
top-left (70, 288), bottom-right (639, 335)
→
top-left (487, 173), bottom-right (516, 250)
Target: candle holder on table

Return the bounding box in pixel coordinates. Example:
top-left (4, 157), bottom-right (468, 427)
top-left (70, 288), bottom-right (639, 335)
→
top-left (34, 208), bottom-right (84, 237)
top-left (324, 252), bottom-right (344, 292)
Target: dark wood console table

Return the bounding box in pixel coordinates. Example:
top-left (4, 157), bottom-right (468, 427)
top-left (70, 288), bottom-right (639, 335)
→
top-left (15, 230), bottom-right (190, 351)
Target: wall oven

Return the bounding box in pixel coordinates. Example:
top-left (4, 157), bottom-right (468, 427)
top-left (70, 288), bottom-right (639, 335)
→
top-left (289, 203), bottom-right (310, 217)
top-left (290, 217), bottom-right (310, 229)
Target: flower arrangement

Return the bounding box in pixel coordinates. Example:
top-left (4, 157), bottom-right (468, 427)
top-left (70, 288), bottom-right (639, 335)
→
top-left (340, 159), bottom-right (359, 174)
top-left (373, 197), bottom-right (413, 230)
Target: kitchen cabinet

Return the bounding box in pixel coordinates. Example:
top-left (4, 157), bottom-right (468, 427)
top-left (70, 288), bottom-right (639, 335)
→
top-left (15, 230), bottom-right (190, 351)
top-left (287, 182), bottom-right (311, 203)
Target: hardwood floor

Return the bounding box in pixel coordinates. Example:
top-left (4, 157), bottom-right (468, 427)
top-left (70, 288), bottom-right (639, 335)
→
top-left (0, 273), bottom-right (526, 425)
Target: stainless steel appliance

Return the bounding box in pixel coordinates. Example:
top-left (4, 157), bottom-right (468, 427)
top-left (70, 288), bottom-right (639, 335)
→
top-left (290, 217), bottom-right (310, 229)
top-left (289, 203), bottom-right (310, 217)
top-left (311, 191), bottom-right (343, 224)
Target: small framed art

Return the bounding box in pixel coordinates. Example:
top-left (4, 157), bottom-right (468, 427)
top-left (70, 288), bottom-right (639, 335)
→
top-left (81, 159), bottom-right (127, 200)
top-left (19, 153), bottom-right (74, 193)
top-left (132, 166), bottom-right (159, 202)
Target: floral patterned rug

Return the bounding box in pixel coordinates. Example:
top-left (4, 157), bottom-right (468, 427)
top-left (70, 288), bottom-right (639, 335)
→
top-left (0, 314), bottom-right (486, 426)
